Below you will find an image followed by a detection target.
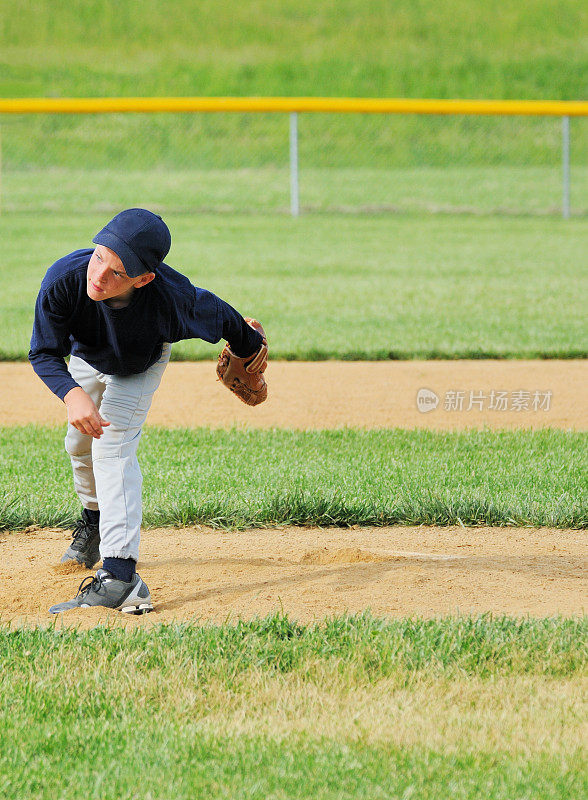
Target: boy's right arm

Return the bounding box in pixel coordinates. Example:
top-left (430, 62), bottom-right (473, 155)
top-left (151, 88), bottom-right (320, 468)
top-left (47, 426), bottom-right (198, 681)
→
top-left (29, 279), bottom-right (109, 438)
top-left (29, 281), bottom-right (80, 400)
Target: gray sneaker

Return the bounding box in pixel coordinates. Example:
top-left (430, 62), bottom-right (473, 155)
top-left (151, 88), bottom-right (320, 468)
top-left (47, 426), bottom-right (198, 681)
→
top-left (61, 510), bottom-right (101, 569)
top-left (49, 569), bottom-right (153, 614)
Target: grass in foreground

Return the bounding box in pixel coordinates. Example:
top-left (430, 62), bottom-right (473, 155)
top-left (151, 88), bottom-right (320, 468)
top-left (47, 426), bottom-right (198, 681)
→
top-left (0, 615), bottom-right (586, 800)
top-left (1, 212), bottom-right (587, 361)
top-left (0, 427), bottom-right (585, 530)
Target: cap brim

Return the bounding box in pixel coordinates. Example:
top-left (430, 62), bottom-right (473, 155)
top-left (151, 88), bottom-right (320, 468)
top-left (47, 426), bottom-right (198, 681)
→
top-left (92, 230), bottom-right (154, 278)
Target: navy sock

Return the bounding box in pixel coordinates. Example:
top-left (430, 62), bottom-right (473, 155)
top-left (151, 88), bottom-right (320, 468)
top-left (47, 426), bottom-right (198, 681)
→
top-left (102, 557), bottom-right (136, 583)
top-left (84, 508), bottom-right (100, 525)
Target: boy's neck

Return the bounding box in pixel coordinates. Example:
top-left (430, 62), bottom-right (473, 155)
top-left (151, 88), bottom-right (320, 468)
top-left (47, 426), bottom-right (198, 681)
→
top-left (104, 288), bottom-right (135, 309)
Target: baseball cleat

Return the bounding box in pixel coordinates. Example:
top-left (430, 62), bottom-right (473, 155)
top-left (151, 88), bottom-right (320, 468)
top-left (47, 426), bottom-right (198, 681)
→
top-left (60, 509), bottom-right (101, 569)
top-left (49, 568), bottom-right (153, 614)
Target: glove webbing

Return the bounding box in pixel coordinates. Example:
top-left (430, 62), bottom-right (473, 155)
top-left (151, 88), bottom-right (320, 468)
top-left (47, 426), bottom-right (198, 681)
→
top-left (245, 342), bottom-right (268, 373)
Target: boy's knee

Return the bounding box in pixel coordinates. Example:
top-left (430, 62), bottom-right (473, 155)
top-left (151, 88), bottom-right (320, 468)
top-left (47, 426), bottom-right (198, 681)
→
top-left (65, 428), bottom-right (92, 459)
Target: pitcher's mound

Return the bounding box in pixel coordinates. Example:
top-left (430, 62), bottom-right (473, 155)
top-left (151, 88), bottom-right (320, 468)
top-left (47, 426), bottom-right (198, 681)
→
top-left (0, 525), bottom-right (585, 628)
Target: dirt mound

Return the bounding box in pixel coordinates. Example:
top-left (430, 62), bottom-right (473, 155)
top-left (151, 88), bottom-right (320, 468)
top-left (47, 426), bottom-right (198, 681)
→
top-left (1, 525), bottom-right (585, 628)
top-left (299, 547), bottom-right (471, 565)
top-left (300, 547), bottom-right (385, 564)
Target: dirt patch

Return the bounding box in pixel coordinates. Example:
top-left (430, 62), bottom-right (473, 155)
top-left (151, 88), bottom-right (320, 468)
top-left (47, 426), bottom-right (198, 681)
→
top-left (1, 525), bottom-right (585, 628)
top-left (300, 547), bottom-right (390, 564)
top-left (1, 360), bottom-right (586, 430)
top-left (300, 546), bottom-right (469, 565)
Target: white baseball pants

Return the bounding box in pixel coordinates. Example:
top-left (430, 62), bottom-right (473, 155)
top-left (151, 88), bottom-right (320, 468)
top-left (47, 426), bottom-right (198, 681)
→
top-left (64, 344), bottom-right (171, 561)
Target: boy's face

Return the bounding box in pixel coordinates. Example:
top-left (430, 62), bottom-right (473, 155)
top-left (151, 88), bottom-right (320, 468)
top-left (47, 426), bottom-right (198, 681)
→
top-left (86, 245), bottom-right (154, 302)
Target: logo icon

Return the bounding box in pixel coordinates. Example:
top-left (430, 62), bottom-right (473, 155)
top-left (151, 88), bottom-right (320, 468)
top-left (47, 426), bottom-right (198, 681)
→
top-left (416, 388), bottom-right (439, 413)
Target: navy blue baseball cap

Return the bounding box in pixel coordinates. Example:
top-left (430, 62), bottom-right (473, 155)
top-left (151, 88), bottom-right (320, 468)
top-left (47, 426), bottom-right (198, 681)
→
top-left (92, 208), bottom-right (171, 278)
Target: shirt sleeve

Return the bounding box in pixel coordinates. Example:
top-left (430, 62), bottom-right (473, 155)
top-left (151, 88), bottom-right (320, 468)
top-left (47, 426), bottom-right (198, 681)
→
top-left (177, 286), bottom-right (263, 357)
top-left (218, 297), bottom-right (264, 357)
top-left (28, 281), bottom-right (80, 401)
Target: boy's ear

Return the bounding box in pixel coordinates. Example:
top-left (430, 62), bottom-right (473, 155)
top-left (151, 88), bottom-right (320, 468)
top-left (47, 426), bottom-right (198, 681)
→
top-left (134, 272), bottom-right (155, 289)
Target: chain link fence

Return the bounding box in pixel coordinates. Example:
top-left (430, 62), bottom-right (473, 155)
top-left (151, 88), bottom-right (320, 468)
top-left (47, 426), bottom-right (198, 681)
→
top-left (1, 110), bottom-right (586, 216)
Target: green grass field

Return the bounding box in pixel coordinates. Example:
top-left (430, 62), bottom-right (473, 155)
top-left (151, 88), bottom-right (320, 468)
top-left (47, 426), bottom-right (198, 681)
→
top-left (1, 213), bottom-right (587, 361)
top-left (2, 0), bottom-right (585, 100)
top-left (1, 616), bottom-right (586, 799)
top-left (0, 427), bottom-right (585, 530)
top-left (2, 162), bottom-right (587, 217)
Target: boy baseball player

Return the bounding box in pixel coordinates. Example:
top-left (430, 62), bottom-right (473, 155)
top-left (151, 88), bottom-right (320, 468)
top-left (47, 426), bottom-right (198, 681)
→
top-left (29, 208), bottom-right (267, 614)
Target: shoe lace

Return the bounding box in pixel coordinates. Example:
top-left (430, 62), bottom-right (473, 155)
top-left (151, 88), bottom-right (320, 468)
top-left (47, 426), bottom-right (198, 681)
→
top-left (71, 518), bottom-right (94, 545)
top-left (75, 572), bottom-right (105, 599)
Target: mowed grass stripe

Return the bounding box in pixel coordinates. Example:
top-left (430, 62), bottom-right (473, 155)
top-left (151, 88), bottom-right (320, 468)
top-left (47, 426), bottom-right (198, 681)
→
top-left (1, 214), bottom-right (587, 361)
top-left (1, 730), bottom-right (584, 800)
top-left (0, 427), bottom-right (585, 529)
top-left (4, 615), bottom-right (584, 678)
top-left (1, 616), bottom-right (586, 799)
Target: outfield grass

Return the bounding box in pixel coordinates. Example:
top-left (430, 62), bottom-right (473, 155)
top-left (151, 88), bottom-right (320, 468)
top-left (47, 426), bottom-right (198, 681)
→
top-left (0, 427), bottom-right (585, 530)
top-left (0, 615), bottom-right (586, 799)
top-left (2, 163), bottom-right (587, 216)
top-left (1, 213), bottom-right (587, 361)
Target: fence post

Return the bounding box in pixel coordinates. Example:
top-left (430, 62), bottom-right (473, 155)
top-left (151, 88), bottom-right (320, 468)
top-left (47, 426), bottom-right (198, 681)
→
top-left (562, 115), bottom-right (570, 219)
top-left (289, 112), bottom-right (299, 217)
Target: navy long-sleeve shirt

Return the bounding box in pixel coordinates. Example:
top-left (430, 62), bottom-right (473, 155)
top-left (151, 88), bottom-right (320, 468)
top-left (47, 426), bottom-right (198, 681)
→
top-left (29, 249), bottom-right (263, 401)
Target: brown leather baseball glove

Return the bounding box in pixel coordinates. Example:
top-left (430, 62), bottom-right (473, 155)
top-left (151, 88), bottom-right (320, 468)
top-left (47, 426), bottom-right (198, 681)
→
top-left (216, 317), bottom-right (268, 406)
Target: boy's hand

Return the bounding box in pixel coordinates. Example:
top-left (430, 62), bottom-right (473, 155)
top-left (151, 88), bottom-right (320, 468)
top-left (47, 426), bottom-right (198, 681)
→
top-left (63, 387), bottom-right (110, 439)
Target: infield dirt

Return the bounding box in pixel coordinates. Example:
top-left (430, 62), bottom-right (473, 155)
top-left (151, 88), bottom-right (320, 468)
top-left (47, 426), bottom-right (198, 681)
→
top-left (1, 525), bottom-right (586, 628)
top-left (1, 360), bottom-right (586, 430)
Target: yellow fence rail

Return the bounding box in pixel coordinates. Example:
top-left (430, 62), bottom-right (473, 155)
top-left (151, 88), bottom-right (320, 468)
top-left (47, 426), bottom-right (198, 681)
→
top-left (1, 96), bottom-right (588, 117)
top-left (0, 97), bottom-right (585, 217)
